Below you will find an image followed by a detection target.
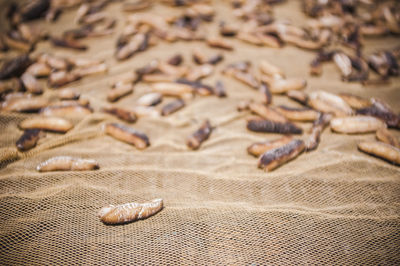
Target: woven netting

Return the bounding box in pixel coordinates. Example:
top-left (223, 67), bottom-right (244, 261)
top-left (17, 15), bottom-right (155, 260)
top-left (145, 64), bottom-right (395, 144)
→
top-left (1, 1), bottom-right (400, 265)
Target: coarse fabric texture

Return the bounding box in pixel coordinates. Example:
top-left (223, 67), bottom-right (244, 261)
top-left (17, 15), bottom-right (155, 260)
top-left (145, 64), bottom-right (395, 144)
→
top-left (1, 1), bottom-right (400, 265)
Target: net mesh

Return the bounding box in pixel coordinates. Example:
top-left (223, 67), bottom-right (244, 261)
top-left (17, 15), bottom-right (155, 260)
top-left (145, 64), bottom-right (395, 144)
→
top-left (1, 1), bottom-right (400, 265)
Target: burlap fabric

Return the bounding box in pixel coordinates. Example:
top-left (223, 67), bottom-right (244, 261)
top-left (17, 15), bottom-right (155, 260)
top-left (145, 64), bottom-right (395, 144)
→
top-left (0, 1), bottom-right (399, 264)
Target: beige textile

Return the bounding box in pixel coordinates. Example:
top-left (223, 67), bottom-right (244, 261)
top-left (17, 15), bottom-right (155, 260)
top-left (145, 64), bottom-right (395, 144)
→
top-left (0, 1), bottom-right (399, 264)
